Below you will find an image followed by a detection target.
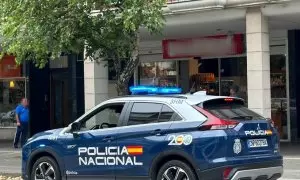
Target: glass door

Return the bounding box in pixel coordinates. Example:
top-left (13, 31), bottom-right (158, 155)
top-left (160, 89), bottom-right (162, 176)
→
top-left (50, 74), bottom-right (69, 129)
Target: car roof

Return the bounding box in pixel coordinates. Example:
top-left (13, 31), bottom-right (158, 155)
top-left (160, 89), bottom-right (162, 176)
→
top-left (106, 94), bottom-right (241, 105)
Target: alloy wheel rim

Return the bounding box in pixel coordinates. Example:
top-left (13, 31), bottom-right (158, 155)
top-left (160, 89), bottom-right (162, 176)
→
top-left (162, 166), bottom-right (189, 180)
top-left (34, 162), bottom-right (56, 180)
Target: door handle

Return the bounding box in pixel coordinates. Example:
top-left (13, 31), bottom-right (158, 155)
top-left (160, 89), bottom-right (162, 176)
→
top-left (151, 129), bottom-right (163, 136)
top-left (103, 136), bottom-right (114, 142)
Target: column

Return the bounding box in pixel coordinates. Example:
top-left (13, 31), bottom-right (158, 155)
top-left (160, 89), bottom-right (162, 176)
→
top-left (84, 57), bottom-right (108, 112)
top-left (246, 8), bottom-right (271, 118)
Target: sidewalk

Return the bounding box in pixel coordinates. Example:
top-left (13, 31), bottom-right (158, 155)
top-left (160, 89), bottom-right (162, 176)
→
top-left (280, 142), bottom-right (300, 157)
top-left (0, 142), bottom-right (299, 177)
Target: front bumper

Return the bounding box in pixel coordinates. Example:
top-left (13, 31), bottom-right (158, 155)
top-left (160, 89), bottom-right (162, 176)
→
top-left (196, 159), bottom-right (283, 180)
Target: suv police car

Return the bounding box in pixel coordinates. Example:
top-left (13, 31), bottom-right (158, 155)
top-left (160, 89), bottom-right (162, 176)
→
top-left (22, 86), bottom-right (283, 180)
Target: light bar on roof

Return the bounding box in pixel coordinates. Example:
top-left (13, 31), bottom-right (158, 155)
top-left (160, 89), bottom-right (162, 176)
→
top-left (129, 86), bottom-right (182, 95)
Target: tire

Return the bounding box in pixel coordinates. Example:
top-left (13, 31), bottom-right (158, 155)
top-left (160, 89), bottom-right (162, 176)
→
top-left (157, 160), bottom-right (197, 180)
top-left (30, 156), bottom-right (61, 180)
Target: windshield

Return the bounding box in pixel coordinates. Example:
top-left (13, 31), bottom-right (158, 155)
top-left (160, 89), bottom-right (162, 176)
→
top-left (200, 98), bottom-right (265, 121)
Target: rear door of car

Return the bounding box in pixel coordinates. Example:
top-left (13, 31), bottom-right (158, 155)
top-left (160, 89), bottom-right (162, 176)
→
top-left (115, 101), bottom-right (182, 179)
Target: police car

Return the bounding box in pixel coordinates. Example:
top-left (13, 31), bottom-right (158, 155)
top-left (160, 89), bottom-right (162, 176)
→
top-left (22, 86), bottom-right (283, 180)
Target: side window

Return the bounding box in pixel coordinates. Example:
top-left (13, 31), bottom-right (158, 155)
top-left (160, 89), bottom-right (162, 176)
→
top-left (128, 103), bottom-right (162, 126)
top-left (159, 105), bottom-right (182, 122)
top-left (127, 103), bottom-right (182, 126)
top-left (79, 103), bottom-right (124, 132)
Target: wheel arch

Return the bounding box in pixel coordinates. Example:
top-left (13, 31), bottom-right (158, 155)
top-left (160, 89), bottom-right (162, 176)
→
top-left (27, 148), bottom-right (66, 180)
top-left (150, 150), bottom-right (200, 180)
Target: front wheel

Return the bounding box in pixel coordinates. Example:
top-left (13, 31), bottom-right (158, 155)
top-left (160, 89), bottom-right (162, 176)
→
top-left (157, 160), bottom-right (197, 180)
top-left (30, 156), bottom-right (61, 180)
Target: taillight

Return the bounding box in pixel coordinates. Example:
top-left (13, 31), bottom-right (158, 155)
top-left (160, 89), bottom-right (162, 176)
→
top-left (200, 119), bottom-right (239, 130)
top-left (223, 167), bottom-right (233, 180)
top-left (194, 106), bottom-right (239, 130)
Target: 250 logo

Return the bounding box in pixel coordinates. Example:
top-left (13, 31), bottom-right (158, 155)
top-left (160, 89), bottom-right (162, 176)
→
top-left (168, 134), bottom-right (193, 146)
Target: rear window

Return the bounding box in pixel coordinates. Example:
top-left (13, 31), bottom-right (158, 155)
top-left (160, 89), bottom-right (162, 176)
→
top-left (200, 98), bottom-right (265, 120)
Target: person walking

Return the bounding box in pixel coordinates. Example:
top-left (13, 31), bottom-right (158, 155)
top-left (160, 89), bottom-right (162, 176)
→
top-left (13, 98), bottom-right (29, 148)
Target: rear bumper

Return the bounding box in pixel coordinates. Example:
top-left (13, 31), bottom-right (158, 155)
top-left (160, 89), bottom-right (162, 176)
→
top-left (196, 159), bottom-right (283, 180)
top-left (230, 166), bottom-right (283, 180)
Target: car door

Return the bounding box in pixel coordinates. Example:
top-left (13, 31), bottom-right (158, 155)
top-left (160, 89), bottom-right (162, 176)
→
top-left (115, 102), bottom-right (183, 179)
top-left (62, 102), bottom-right (128, 180)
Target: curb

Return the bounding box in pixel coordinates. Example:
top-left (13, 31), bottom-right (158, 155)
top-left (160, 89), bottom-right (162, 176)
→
top-left (0, 173), bottom-right (21, 177)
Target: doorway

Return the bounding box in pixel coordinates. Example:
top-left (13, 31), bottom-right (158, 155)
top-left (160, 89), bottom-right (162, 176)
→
top-left (50, 73), bottom-right (70, 129)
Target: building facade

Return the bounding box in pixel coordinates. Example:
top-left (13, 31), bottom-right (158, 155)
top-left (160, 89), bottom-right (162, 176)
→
top-left (0, 54), bottom-right (85, 139)
top-left (84, 0), bottom-right (300, 142)
top-left (2, 0), bottom-right (299, 142)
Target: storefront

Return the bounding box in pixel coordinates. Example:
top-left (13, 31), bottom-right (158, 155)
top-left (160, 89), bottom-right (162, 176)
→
top-left (139, 61), bottom-right (179, 87)
top-left (138, 31), bottom-right (290, 141)
top-left (0, 55), bottom-right (26, 127)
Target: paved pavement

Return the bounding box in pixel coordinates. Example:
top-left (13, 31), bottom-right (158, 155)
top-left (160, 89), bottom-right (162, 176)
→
top-left (0, 142), bottom-right (299, 179)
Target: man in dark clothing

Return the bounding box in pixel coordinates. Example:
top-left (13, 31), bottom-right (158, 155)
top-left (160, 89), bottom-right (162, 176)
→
top-left (13, 98), bottom-right (29, 148)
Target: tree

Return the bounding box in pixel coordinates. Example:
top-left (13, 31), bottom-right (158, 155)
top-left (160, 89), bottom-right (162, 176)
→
top-left (0, 0), bottom-right (166, 95)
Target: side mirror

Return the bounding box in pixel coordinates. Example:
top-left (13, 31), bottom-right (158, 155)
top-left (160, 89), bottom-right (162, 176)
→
top-left (70, 122), bottom-right (80, 133)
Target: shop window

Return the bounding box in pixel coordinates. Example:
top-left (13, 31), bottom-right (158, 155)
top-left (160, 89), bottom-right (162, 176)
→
top-left (139, 61), bottom-right (178, 87)
top-left (270, 54), bottom-right (287, 140)
top-left (220, 57), bottom-right (247, 101)
top-left (191, 57), bottom-right (247, 99)
top-left (0, 79), bottom-right (26, 127)
top-left (192, 58), bottom-right (219, 95)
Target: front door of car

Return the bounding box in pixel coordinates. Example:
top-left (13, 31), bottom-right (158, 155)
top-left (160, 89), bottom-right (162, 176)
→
top-left (62, 102), bottom-right (127, 180)
top-left (115, 102), bottom-right (183, 179)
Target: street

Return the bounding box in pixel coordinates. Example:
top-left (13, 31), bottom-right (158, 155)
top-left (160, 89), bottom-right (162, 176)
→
top-left (283, 157), bottom-right (300, 180)
top-left (0, 143), bottom-right (299, 180)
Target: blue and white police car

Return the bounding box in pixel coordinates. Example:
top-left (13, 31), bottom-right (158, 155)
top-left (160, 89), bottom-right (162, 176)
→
top-left (22, 86), bottom-right (283, 180)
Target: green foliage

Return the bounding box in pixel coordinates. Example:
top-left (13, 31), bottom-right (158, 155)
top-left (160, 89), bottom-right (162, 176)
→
top-left (0, 0), bottom-right (165, 71)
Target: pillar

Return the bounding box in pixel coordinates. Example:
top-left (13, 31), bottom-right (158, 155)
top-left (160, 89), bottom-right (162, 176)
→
top-left (246, 8), bottom-right (271, 118)
top-left (84, 56), bottom-right (108, 112)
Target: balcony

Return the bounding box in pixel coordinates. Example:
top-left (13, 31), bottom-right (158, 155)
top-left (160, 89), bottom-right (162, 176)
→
top-left (164, 0), bottom-right (294, 14)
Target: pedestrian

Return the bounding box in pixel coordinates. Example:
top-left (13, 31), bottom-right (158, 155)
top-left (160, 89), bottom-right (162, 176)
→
top-left (13, 98), bottom-right (29, 148)
top-left (230, 85), bottom-right (240, 97)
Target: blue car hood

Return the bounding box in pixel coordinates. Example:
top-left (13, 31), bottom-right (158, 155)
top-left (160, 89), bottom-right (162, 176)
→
top-left (29, 128), bottom-right (64, 141)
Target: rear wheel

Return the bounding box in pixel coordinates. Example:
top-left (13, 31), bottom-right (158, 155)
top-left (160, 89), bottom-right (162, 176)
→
top-left (30, 156), bottom-right (61, 180)
top-left (157, 160), bottom-right (197, 180)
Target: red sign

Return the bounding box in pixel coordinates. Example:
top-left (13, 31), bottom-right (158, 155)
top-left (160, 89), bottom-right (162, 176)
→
top-left (162, 34), bottom-right (244, 59)
top-left (0, 55), bottom-right (21, 78)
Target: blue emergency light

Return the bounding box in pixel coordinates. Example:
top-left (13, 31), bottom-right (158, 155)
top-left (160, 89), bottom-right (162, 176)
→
top-left (129, 86), bottom-right (182, 95)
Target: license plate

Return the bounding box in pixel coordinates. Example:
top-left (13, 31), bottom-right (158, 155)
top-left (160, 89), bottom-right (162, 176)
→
top-left (247, 139), bottom-right (268, 148)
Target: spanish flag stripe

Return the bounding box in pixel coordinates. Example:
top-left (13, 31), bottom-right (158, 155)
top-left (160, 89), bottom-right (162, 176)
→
top-left (127, 146), bottom-right (143, 155)
top-left (127, 148), bottom-right (143, 152)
